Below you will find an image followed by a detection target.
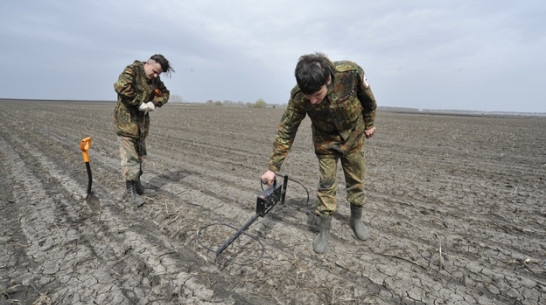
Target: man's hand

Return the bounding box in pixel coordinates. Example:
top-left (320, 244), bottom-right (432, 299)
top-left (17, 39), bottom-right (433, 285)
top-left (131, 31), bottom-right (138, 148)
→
top-left (260, 170), bottom-right (276, 186)
top-left (138, 102), bottom-right (155, 113)
top-left (364, 126), bottom-right (376, 139)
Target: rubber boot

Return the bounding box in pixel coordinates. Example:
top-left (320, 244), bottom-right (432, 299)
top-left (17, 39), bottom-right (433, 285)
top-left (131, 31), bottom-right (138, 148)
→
top-left (350, 204), bottom-right (369, 241)
top-left (313, 215), bottom-right (332, 254)
top-left (125, 181), bottom-right (145, 207)
top-left (137, 164), bottom-right (157, 197)
top-left (135, 175), bottom-right (157, 197)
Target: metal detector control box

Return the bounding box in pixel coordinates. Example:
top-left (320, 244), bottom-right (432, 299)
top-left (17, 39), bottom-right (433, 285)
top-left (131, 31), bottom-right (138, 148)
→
top-left (256, 175), bottom-right (288, 217)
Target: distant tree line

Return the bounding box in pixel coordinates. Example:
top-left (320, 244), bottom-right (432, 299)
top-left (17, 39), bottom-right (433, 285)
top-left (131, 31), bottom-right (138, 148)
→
top-left (204, 98), bottom-right (274, 108)
top-left (169, 95), bottom-right (284, 108)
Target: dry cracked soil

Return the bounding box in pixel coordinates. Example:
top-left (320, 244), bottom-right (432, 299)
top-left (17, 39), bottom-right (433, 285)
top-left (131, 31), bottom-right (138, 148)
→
top-left (0, 99), bottom-right (545, 305)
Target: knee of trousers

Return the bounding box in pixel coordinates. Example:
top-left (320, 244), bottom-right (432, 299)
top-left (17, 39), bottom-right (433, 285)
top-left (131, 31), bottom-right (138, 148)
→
top-left (346, 185), bottom-right (365, 205)
top-left (316, 193), bottom-right (337, 216)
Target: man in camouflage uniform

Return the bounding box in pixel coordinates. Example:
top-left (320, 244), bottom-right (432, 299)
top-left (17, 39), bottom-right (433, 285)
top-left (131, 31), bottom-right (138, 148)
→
top-left (261, 53), bottom-right (377, 254)
top-left (114, 54), bottom-right (174, 206)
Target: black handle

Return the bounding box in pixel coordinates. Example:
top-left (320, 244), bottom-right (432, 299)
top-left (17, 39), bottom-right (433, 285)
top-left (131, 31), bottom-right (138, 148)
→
top-left (85, 162), bottom-right (93, 195)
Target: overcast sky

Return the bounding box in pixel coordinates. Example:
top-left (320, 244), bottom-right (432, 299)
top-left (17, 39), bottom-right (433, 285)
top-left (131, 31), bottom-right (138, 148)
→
top-left (1, 0), bottom-right (545, 112)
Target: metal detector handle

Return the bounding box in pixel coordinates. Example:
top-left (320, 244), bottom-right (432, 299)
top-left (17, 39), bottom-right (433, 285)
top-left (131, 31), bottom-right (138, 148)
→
top-left (256, 174), bottom-right (288, 217)
top-left (280, 174), bottom-right (288, 204)
top-left (269, 174), bottom-right (288, 204)
top-left (261, 177), bottom-right (277, 189)
top-left (80, 137), bottom-right (92, 163)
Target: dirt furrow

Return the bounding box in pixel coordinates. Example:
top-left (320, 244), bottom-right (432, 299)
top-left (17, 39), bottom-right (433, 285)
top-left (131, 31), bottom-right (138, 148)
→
top-left (0, 132), bottom-right (135, 303)
top-left (0, 109), bottom-right (248, 304)
top-left (1, 100), bottom-right (545, 305)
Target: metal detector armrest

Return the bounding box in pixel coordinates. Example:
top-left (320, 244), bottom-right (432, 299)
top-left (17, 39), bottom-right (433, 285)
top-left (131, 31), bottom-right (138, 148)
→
top-left (256, 175), bottom-right (288, 217)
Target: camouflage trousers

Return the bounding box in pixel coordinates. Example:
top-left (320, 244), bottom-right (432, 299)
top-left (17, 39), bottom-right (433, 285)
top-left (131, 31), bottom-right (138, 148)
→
top-left (315, 148), bottom-right (366, 216)
top-left (118, 136), bottom-right (147, 181)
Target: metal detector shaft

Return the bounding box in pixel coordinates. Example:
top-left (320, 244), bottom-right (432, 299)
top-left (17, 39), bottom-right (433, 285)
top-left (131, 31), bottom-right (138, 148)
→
top-left (214, 175), bottom-right (288, 256)
top-left (215, 214), bottom-right (259, 256)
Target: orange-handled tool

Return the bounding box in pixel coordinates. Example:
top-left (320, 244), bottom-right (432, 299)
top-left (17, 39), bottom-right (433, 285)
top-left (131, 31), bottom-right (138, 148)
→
top-left (80, 137), bottom-right (92, 162)
top-left (80, 137), bottom-right (101, 214)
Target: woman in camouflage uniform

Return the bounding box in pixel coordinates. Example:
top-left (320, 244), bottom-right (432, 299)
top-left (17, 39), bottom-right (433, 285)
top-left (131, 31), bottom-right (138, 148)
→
top-left (261, 53), bottom-right (377, 253)
top-left (114, 54), bottom-right (173, 206)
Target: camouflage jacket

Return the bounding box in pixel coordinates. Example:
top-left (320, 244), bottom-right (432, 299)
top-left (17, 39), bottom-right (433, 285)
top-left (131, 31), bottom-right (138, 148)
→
top-left (268, 60), bottom-right (377, 172)
top-left (113, 60), bottom-right (170, 139)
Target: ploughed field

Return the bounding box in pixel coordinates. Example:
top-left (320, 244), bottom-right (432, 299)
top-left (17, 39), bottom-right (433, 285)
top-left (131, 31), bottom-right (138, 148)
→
top-left (0, 99), bottom-right (545, 305)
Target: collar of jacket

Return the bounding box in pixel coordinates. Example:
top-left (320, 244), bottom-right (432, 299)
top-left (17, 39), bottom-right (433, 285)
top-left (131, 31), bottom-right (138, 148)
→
top-left (325, 59), bottom-right (337, 101)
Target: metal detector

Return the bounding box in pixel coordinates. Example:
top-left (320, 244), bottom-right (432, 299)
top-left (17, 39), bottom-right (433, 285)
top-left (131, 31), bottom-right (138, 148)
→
top-left (214, 174), bottom-right (288, 256)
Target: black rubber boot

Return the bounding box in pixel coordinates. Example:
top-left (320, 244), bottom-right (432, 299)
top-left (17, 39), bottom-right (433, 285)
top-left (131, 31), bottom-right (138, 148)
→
top-left (125, 181), bottom-right (145, 207)
top-left (135, 175), bottom-right (157, 197)
top-left (136, 164), bottom-right (157, 197)
top-left (313, 215), bottom-right (332, 254)
top-left (350, 204), bottom-right (369, 241)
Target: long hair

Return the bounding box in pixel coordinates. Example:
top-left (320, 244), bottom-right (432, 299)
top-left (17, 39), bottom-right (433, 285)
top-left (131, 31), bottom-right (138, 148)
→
top-left (150, 54), bottom-right (175, 76)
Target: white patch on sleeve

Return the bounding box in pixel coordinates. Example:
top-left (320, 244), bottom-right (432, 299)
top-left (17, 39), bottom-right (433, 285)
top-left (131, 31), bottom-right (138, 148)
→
top-left (363, 74), bottom-right (370, 88)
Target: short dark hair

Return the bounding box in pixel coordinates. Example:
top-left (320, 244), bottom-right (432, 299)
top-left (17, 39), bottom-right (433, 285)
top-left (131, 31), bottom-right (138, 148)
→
top-left (150, 54), bottom-right (174, 76)
top-left (295, 53), bottom-right (331, 94)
